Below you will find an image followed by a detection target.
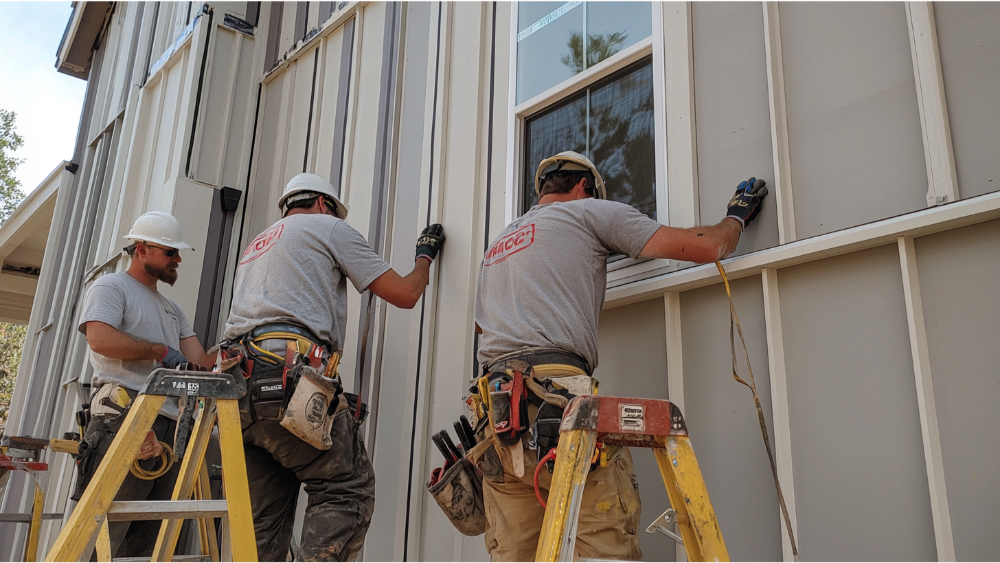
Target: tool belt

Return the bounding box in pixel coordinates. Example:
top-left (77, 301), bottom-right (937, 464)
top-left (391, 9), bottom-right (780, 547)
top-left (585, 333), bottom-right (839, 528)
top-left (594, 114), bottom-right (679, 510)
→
top-left (470, 348), bottom-right (602, 475)
top-left (226, 324), bottom-right (368, 447)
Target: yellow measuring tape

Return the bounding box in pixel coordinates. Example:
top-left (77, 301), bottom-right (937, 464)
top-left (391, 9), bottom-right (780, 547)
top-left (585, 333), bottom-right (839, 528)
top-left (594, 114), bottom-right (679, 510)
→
top-left (716, 261), bottom-right (800, 561)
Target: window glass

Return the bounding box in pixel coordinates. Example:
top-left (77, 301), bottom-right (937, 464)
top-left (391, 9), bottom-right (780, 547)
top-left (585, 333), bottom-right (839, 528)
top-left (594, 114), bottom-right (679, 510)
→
top-left (585, 3), bottom-right (652, 68)
top-left (523, 60), bottom-right (656, 220)
top-left (589, 62), bottom-right (656, 219)
top-left (522, 94), bottom-right (587, 210)
top-left (517, 2), bottom-right (652, 104)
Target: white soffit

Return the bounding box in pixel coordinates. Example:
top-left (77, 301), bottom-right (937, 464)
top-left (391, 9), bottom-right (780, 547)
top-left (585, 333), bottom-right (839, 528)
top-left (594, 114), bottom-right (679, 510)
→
top-left (0, 162), bottom-right (64, 323)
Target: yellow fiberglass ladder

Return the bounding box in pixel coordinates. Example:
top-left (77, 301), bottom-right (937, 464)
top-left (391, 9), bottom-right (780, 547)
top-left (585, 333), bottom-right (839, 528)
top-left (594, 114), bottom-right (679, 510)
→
top-left (535, 395), bottom-right (728, 562)
top-left (44, 367), bottom-right (257, 562)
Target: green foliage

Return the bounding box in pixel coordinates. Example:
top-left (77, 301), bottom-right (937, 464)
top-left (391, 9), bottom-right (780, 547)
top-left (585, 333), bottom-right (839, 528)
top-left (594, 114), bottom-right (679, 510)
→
top-left (560, 31), bottom-right (629, 74)
top-left (0, 322), bottom-right (28, 428)
top-left (0, 109), bottom-right (28, 431)
top-left (1, 109), bottom-right (27, 224)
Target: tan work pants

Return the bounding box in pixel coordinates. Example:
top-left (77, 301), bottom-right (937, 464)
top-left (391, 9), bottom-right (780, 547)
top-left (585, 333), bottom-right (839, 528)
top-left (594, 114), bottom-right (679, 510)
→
top-left (479, 432), bottom-right (642, 561)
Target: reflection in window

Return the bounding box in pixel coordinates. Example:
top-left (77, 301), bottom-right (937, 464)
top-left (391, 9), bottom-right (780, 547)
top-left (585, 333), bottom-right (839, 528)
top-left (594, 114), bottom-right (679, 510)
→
top-left (516, 2), bottom-right (652, 104)
top-left (523, 59), bottom-right (656, 220)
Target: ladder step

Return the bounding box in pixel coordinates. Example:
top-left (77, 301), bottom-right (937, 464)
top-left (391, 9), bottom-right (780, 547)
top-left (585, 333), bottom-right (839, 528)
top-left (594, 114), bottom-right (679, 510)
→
top-left (114, 556), bottom-right (212, 562)
top-left (106, 500), bottom-right (228, 521)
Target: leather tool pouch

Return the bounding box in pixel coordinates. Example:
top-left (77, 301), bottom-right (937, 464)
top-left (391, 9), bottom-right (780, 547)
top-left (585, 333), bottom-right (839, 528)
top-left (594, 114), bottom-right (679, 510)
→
top-left (247, 364), bottom-right (287, 422)
top-left (344, 392), bottom-right (368, 425)
top-left (71, 426), bottom-right (105, 502)
top-left (487, 371), bottom-right (529, 447)
top-left (280, 362), bottom-right (344, 450)
top-left (427, 458), bottom-right (487, 536)
top-left (526, 379), bottom-right (577, 472)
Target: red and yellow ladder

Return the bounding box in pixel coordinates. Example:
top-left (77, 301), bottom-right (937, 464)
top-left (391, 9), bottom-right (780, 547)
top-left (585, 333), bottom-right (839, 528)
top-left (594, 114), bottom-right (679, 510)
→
top-left (535, 396), bottom-right (729, 562)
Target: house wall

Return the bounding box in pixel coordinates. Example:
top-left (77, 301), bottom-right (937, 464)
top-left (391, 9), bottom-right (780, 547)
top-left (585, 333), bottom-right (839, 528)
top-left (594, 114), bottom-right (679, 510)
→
top-left (4, 2), bottom-right (1000, 561)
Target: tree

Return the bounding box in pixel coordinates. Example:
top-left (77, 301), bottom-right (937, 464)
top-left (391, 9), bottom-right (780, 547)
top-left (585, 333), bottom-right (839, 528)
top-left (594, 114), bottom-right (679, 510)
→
top-left (0, 323), bottom-right (27, 430)
top-left (0, 109), bottom-right (27, 433)
top-left (560, 31), bottom-right (629, 74)
top-left (1, 109), bottom-right (27, 224)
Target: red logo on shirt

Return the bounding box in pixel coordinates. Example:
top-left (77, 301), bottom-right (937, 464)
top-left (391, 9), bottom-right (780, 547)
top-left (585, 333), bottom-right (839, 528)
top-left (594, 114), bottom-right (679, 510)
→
top-left (240, 224), bottom-right (284, 265)
top-left (484, 224), bottom-right (535, 266)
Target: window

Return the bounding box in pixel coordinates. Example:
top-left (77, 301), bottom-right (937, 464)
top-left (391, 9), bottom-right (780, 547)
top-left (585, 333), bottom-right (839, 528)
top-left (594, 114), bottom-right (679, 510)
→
top-left (516, 2), bottom-right (652, 104)
top-left (522, 59), bottom-right (656, 219)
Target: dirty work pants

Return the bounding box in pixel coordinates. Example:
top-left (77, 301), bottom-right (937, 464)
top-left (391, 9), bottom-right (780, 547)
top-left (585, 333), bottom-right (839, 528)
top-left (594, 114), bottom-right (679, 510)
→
top-left (243, 409), bottom-right (375, 562)
top-left (79, 413), bottom-right (180, 559)
top-left (479, 430), bottom-right (643, 561)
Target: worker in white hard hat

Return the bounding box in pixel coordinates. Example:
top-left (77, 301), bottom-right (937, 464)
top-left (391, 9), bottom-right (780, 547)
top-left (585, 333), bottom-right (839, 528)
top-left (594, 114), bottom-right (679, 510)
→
top-left (468, 151), bottom-right (768, 560)
top-left (74, 210), bottom-right (216, 559)
top-left (222, 172), bottom-right (446, 561)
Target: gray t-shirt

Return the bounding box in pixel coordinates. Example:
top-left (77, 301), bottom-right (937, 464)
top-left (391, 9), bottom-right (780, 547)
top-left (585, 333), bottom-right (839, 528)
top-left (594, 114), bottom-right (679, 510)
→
top-left (78, 272), bottom-right (196, 418)
top-left (224, 214), bottom-right (392, 353)
top-left (474, 199), bottom-right (661, 370)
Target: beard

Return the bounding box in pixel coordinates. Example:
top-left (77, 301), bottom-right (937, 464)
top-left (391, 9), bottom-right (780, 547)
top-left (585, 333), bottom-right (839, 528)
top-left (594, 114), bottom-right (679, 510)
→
top-left (144, 261), bottom-right (178, 285)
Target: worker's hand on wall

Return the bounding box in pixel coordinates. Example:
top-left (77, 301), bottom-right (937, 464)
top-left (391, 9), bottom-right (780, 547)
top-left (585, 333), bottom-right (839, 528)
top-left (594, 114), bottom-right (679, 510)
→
top-left (416, 224), bottom-right (446, 262)
top-left (726, 177), bottom-right (768, 230)
top-left (160, 346), bottom-right (187, 369)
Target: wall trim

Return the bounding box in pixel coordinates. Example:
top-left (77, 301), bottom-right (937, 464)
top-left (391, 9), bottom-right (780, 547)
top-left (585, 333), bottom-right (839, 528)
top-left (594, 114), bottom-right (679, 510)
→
top-left (897, 235), bottom-right (956, 561)
top-left (606, 190), bottom-right (1000, 307)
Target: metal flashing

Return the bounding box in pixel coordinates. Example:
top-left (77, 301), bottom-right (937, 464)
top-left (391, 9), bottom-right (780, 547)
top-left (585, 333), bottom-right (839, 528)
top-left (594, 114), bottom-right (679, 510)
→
top-left (146, 5), bottom-right (209, 86)
top-left (222, 13), bottom-right (255, 37)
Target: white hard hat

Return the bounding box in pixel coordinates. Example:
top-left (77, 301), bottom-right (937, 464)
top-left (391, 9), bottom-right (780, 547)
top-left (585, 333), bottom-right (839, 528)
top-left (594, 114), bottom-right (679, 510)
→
top-left (534, 151), bottom-right (607, 200)
top-left (124, 211), bottom-right (193, 250)
top-left (277, 173), bottom-right (349, 220)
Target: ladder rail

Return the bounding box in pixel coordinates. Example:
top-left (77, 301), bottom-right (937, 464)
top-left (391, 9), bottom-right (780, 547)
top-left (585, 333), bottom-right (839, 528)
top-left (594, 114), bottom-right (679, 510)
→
top-left (152, 399), bottom-right (218, 561)
top-left (43, 369), bottom-right (256, 562)
top-left (44, 394), bottom-right (166, 562)
top-left (534, 396), bottom-right (730, 562)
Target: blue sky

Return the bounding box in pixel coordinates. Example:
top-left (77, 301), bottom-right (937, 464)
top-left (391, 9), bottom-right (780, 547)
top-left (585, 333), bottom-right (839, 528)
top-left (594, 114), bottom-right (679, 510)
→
top-left (0, 2), bottom-right (87, 195)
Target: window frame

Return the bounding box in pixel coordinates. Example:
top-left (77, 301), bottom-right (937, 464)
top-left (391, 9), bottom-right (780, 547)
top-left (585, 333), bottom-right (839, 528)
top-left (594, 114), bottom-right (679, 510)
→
top-left (505, 2), bottom-right (669, 279)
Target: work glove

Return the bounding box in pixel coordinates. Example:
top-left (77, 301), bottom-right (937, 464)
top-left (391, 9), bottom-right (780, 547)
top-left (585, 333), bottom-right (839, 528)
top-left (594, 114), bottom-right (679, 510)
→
top-left (160, 346), bottom-right (187, 369)
top-left (416, 224), bottom-right (446, 262)
top-left (726, 177), bottom-right (768, 230)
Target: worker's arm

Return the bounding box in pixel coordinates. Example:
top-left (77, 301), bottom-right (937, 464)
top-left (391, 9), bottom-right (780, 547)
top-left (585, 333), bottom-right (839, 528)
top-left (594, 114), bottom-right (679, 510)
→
top-left (367, 224), bottom-right (445, 310)
top-left (85, 322), bottom-right (207, 369)
top-left (638, 219), bottom-right (743, 263)
top-left (368, 259), bottom-right (430, 309)
top-left (639, 177), bottom-right (768, 263)
top-left (178, 336), bottom-right (216, 368)
top-left (84, 321), bottom-right (167, 361)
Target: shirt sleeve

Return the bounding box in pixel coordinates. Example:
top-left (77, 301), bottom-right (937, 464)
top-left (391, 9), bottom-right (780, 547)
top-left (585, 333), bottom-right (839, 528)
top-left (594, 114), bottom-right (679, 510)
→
top-left (169, 299), bottom-right (197, 340)
top-left (77, 278), bottom-right (127, 335)
top-left (584, 200), bottom-right (662, 259)
top-left (330, 222), bottom-right (393, 292)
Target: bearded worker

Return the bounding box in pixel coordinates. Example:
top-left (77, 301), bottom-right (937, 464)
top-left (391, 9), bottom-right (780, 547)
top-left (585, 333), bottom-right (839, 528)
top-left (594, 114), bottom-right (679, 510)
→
top-left (76, 211), bottom-right (215, 559)
top-left (471, 151), bottom-right (768, 560)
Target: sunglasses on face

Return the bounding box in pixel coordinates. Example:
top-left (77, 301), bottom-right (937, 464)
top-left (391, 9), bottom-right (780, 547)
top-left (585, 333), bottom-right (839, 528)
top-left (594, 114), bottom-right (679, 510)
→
top-left (142, 243), bottom-right (179, 258)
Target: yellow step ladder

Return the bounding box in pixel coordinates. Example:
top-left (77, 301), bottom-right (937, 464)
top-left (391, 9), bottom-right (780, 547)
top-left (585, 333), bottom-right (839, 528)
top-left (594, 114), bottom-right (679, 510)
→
top-left (44, 368), bottom-right (257, 562)
top-left (535, 396), bottom-right (728, 562)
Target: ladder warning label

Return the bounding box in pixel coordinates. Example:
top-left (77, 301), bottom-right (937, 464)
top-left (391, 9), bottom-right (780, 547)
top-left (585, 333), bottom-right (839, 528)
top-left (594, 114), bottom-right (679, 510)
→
top-left (620, 404), bottom-right (644, 432)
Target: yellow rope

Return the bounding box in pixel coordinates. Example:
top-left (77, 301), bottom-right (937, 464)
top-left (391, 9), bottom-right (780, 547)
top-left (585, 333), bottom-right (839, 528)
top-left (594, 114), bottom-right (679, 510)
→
top-left (715, 261), bottom-right (800, 561)
top-left (130, 441), bottom-right (173, 480)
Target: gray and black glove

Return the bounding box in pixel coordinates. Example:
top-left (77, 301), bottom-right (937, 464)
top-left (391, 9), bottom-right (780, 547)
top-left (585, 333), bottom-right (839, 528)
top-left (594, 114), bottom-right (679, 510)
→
top-left (160, 346), bottom-right (187, 369)
top-left (726, 177), bottom-right (768, 230)
top-left (416, 224), bottom-right (446, 262)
